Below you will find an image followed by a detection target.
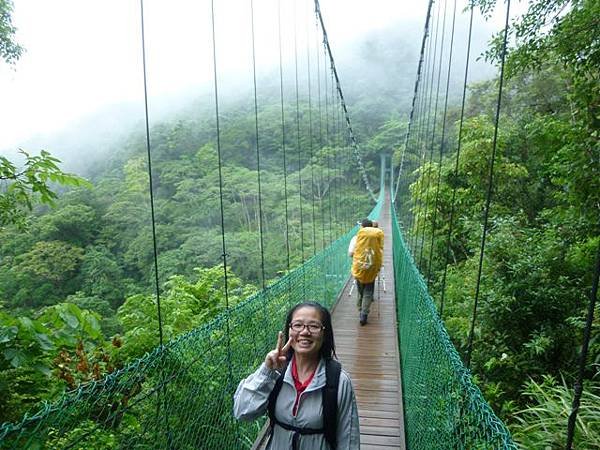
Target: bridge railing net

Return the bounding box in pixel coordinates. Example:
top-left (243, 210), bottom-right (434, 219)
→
top-left (0, 196), bottom-right (382, 450)
top-left (391, 205), bottom-right (516, 449)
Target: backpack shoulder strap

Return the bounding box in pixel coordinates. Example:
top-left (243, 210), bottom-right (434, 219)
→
top-left (267, 364), bottom-right (287, 425)
top-left (322, 358), bottom-right (342, 450)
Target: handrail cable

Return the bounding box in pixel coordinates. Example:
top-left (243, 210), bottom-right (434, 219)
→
top-left (394, 0), bottom-right (435, 203)
top-left (465, 0), bottom-right (512, 369)
top-left (314, 0), bottom-right (376, 202)
top-left (439, 4), bottom-right (475, 317)
top-left (426, 0), bottom-right (458, 284)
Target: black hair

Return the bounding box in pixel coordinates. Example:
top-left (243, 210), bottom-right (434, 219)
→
top-left (361, 218), bottom-right (373, 227)
top-left (283, 301), bottom-right (336, 360)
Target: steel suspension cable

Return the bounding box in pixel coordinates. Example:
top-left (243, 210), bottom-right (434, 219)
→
top-left (566, 242), bottom-right (600, 449)
top-left (314, 0), bottom-right (376, 202)
top-left (419, 0), bottom-right (448, 270)
top-left (323, 46), bottom-right (333, 244)
top-left (406, 64), bottom-right (429, 247)
top-left (294, 0), bottom-right (307, 299)
top-left (465, 0), bottom-right (511, 369)
top-left (277, 0), bottom-right (291, 276)
top-left (410, 0), bottom-right (438, 247)
top-left (331, 69), bottom-right (341, 237)
top-left (394, 0), bottom-right (435, 203)
top-left (426, 0), bottom-right (458, 284)
top-left (305, 10), bottom-right (317, 255)
top-left (439, 4), bottom-right (475, 318)
top-left (315, 18), bottom-right (326, 251)
top-left (412, 0), bottom-right (441, 252)
top-left (209, 0), bottom-right (237, 444)
top-left (139, 0), bottom-right (164, 350)
top-left (250, 0), bottom-right (266, 290)
top-left (139, 2), bottom-right (169, 444)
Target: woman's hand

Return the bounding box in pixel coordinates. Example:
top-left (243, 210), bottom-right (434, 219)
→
top-left (265, 331), bottom-right (292, 370)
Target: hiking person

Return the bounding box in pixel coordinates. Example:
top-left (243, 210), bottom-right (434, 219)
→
top-left (351, 218), bottom-right (384, 325)
top-left (233, 301), bottom-right (360, 449)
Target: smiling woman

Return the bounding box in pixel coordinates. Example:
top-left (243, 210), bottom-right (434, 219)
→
top-left (233, 301), bottom-right (360, 450)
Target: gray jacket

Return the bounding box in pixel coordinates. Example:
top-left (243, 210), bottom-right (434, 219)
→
top-left (233, 358), bottom-right (360, 449)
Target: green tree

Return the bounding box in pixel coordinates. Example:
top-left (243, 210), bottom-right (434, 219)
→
top-left (0, 150), bottom-right (91, 230)
top-left (0, 0), bottom-right (22, 64)
top-left (117, 265), bottom-right (256, 359)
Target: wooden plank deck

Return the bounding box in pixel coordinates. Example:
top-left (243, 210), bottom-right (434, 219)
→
top-left (332, 191), bottom-right (406, 449)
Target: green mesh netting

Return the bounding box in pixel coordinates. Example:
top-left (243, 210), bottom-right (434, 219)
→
top-left (0, 195), bottom-right (383, 450)
top-left (391, 203), bottom-right (517, 449)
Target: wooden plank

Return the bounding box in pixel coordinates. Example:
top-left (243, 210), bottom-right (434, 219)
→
top-left (361, 434), bottom-right (403, 446)
top-left (361, 426), bottom-right (402, 437)
top-left (359, 417), bottom-right (401, 428)
top-left (359, 409), bottom-right (401, 420)
top-left (361, 446), bottom-right (403, 450)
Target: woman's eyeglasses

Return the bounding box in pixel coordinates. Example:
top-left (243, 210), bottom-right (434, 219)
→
top-left (289, 321), bottom-right (325, 333)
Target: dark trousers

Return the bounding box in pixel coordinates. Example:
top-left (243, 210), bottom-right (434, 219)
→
top-left (356, 280), bottom-right (375, 316)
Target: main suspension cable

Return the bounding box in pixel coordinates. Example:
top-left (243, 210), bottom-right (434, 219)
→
top-left (314, 0), bottom-right (376, 202)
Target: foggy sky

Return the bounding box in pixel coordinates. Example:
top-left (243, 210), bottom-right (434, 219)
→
top-left (0, 0), bottom-right (521, 160)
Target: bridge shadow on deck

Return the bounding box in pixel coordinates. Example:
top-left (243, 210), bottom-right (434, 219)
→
top-left (332, 192), bottom-right (406, 450)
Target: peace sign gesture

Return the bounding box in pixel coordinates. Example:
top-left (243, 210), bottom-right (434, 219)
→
top-left (265, 331), bottom-right (292, 370)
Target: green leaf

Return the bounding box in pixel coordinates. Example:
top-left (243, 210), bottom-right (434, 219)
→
top-left (35, 332), bottom-right (54, 351)
top-left (0, 325), bottom-right (18, 343)
top-left (58, 310), bottom-right (79, 329)
top-left (3, 348), bottom-right (27, 367)
top-left (32, 362), bottom-right (52, 376)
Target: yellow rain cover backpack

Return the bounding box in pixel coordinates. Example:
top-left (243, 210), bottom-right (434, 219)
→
top-left (351, 227), bottom-right (384, 283)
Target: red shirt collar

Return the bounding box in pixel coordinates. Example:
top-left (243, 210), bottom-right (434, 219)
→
top-left (291, 355), bottom-right (318, 416)
top-left (291, 354), bottom-right (317, 393)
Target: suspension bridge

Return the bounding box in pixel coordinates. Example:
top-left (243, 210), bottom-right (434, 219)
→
top-left (1, 0), bottom-right (596, 449)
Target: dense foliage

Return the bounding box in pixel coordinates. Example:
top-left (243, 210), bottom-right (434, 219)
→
top-left (399, 0), bottom-right (599, 447)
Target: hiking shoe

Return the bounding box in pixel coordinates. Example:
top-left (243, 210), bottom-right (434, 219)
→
top-left (359, 313), bottom-right (367, 326)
